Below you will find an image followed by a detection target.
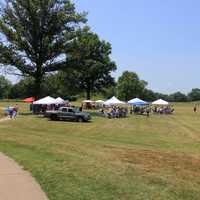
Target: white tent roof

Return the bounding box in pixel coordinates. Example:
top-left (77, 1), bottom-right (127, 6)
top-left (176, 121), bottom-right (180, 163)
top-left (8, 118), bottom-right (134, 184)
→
top-left (152, 99), bottom-right (169, 105)
top-left (82, 100), bottom-right (94, 103)
top-left (104, 96), bottom-right (126, 106)
top-left (95, 100), bottom-right (105, 103)
top-left (55, 97), bottom-right (65, 104)
top-left (33, 96), bottom-right (56, 105)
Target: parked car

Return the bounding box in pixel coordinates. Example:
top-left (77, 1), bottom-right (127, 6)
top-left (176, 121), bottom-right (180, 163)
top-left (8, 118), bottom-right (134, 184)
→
top-left (44, 107), bottom-right (91, 122)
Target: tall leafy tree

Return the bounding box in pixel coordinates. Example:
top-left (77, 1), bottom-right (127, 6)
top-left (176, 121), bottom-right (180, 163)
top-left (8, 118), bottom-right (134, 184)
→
top-left (0, 0), bottom-right (86, 98)
top-left (9, 77), bottom-right (35, 99)
top-left (66, 28), bottom-right (116, 99)
top-left (117, 71), bottom-right (147, 101)
top-left (188, 88), bottom-right (200, 101)
top-left (0, 75), bottom-right (12, 99)
top-left (10, 73), bottom-right (80, 99)
top-left (42, 72), bottom-right (81, 99)
top-left (141, 89), bottom-right (157, 102)
top-left (169, 92), bottom-right (188, 102)
top-left (101, 85), bottom-right (117, 99)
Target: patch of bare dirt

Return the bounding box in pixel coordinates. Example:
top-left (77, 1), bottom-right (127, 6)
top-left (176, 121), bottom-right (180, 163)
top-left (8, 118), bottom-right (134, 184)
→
top-left (116, 149), bottom-right (200, 180)
top-left (100, 144), bottom-right (200, 182)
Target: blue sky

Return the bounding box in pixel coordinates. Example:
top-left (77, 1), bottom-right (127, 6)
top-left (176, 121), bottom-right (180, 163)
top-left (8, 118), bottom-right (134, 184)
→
top-left (73, 0), bottom-right (200, 94)
top-left (2, 0), bottom-right (200, 93)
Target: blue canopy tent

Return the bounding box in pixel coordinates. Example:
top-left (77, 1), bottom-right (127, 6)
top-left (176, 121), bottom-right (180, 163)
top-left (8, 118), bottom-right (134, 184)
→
top-left (128, 98), bottom-right (148, 106)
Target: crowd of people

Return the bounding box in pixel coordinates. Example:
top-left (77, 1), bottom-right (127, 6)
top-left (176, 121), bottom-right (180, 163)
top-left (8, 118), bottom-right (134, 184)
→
top-left (130, 106), bottom-right (151, 116)
top-left (100, 107), bottom-right (129, 118)
top-left (130, 106), bottom-right (174, 116)
top-left (152, 106), bottom-right (174, 114)
top-left (99, 105), bottom-right (175, 118)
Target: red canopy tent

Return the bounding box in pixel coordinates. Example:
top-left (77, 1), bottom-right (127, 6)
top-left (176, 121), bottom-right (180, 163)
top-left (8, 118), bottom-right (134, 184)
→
top-left (23, 97), bottom-right (35, 103)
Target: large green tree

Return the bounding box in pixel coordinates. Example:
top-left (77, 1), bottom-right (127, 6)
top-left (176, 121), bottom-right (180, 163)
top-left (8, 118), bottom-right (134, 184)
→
top-left (66, 28), bottom-right (116, 99)
top-left (0, 75), bottom-right (12, 99)
top-left (117, 71), bottom-right (147, 101)
top-left (9, 77), bottom-right (35, 99)
top-left (0, 0), bottom-right (86, 98)
top-left (169, 92), bottom-right (188, 102)
top-left (42, 72), bottom-right (81, 99)
top-left (141, 89), bottom-right (157, 102)
top-left (188, 88), bottom-right (200, 101)
top-left (9, 73), bottom-right (80, 100)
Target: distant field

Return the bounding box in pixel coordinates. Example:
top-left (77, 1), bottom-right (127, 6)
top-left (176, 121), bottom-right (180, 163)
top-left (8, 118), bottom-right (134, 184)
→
top-left (0, 101), bottom-right (200, 200)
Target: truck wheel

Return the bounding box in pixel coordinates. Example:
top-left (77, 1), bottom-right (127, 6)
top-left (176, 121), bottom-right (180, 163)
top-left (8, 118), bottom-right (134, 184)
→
top-left (51, 114), bottom-right (58, 121)
top-left (77, 117), bottom-right (84, 122)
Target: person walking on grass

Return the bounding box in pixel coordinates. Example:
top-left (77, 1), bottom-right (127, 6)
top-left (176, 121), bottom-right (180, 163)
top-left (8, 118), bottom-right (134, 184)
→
top-left (194, 105), bottom-right (197, 113)
top-left (8, 107), bottom-right (13, 119)
top-left (146, 106), bottom-right (150, 117)
top-left (12, 104), bottom-right (19, 119)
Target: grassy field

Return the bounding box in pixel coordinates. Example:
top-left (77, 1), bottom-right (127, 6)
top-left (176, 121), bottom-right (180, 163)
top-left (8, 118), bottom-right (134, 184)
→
top-left (0, 101), bottom-right (200, 200)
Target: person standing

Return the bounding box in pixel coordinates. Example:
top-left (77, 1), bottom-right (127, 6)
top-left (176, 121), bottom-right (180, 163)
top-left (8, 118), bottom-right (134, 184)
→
top-left (146, 107), bottom-right (150, 117)
top-left (194, 105), bottom-right (197, 113)
top-left (12, 104), bottom-right (19, 119)
top-left (8, 107), bottom-right (13, 119)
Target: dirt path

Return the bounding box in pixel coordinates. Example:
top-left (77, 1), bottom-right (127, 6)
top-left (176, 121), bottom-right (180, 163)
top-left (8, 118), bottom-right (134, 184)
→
top-left (0, 118), bottom-right (49, 200)
top-left (0, 117), bottom-right (10, 122)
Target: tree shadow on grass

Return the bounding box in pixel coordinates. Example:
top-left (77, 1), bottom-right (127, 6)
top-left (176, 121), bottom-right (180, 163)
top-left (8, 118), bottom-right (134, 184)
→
top-left (19, 112), bottom-right (34, 116)
top-left (46, 119), bottom-right (93, 124)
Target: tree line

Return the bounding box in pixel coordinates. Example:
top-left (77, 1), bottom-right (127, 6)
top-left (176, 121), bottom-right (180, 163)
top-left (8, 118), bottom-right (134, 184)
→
top-left (0, 71), bottom-right (200, 102)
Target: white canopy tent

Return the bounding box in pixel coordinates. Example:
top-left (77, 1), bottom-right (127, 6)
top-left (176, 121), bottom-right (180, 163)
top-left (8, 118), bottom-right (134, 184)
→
top-left (82, 100), bottom-right (94, 103)
top-left (95, 100), bottom-right (105, 108)
top-left (152, 99), bottom-right (169, 105)
top-left (33, 96), bottom-right (57, 105)
top-left (95, 100), bottom-right (105, 104)
top-left (104, 96), bottom-right (126, 106)
top-left (55, 97), bottom-right (65, 104)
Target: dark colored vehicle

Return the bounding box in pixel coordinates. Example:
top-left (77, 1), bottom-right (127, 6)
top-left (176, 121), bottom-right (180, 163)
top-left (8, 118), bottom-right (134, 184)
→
top-left (45, 107), bottom-right (91, 122)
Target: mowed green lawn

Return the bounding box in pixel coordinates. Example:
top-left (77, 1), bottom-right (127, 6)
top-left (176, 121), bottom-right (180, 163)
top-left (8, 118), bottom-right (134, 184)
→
top-left (0, 102), bottom-right (200, 200)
